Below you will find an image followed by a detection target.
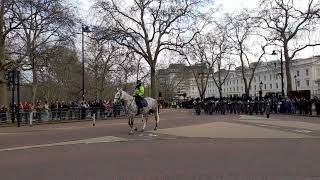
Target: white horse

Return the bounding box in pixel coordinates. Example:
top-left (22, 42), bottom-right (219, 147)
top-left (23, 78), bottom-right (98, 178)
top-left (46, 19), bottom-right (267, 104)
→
top-left (114, 88), bottom-right (160, 135)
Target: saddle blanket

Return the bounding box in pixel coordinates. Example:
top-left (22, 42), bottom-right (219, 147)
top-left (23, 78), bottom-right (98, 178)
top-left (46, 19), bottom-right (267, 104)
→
top-left (142, 99), bottom-right (148, 107)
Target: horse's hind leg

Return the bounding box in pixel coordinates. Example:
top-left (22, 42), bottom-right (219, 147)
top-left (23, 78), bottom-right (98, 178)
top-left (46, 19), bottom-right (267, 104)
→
top-left (128, 117), bottom-right (134, 135)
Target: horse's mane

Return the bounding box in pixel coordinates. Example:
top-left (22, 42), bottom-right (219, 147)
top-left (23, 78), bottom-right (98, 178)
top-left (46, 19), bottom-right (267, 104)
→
top-left (121, 90), bottom-right (133, 99)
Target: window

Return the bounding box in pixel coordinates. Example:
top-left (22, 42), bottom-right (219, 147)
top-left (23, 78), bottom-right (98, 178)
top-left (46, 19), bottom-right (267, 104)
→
top-left (306, 80), bottom-right (310, 87)
top-left (297, 70), bottom-right (300, 77)
top-left (259, 76), bottom-right (261, 81)
top-left (254, 85), bottom-right (257, 90)
top-left (264, 75), bottom-right (266, 81)
top-left (254, 77), bottom-right (256, 83)
top-left (270, 84), bottom-right (272, 89)
top-left (297, 81), bottom-right (300, 87)
top-left (270, 74), bottom-right (272, 80)
top-left (237, 79), bottom-right (239, 84)
top-left (276, 83), bottom-right (279, 89)
top-left (264, 84), bottom-right (267, 89)
top-left (237, 87), bottom-right (239, 91)
top-left (306, 69), bottom-right (309, 76)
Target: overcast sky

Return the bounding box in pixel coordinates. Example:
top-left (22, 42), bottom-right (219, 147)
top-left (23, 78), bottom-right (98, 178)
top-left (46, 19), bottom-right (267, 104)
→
top-left (74, 0), bottom-right (319, 60)
top-left (75, 0), bottom-right (258, 18)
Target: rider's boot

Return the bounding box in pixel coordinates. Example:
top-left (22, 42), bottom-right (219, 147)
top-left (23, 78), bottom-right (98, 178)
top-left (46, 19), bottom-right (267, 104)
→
top-left (136, 107), bottom-right (141, 116)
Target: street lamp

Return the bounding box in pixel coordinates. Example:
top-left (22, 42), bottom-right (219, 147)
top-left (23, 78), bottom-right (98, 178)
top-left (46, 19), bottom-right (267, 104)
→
top-left (272, 50), bottom-right (285, 97)
top-left (259, 81), bottom-right (263, 99)
top-left (81, 25), bottom-right (91, 101)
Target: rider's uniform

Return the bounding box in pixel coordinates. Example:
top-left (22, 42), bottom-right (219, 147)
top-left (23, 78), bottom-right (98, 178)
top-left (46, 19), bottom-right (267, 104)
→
top-left (133, 84), bottom-right (145, 114)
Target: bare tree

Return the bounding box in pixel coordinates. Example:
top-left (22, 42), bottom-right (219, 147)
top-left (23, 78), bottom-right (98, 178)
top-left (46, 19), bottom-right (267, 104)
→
top-left (94, 0), bottom-right (207, 98)
top-left (12, 0), bottom-right (76, 103)
top-left (206, 23), bottom-right (234, 98)
top-left (86, 39), bottom-right (120, 100)
top-left (259, 0), bottom-right (320, 93)
top-left (0, 0), bottom-right (38, 106)
top-left (226, 11), bottom-right (269, 97)
top-left (182, 35), bottom-right (214, 100)
top-left (36, 43), bottom-right (82, 102)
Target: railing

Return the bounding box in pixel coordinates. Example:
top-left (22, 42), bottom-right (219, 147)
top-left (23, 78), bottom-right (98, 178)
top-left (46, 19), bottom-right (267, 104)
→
top-left (0, 106), bottom-right (127, 126)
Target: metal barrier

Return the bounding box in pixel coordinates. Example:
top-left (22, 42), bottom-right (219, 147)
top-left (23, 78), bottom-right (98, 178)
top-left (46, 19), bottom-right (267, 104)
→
top-left (0, 106), bottom-right (127, 125)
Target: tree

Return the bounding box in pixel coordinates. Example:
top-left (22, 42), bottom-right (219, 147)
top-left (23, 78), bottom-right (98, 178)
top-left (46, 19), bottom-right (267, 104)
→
top-left (86, 39), bottom-right (121, 100)
top-left (259, 0), bottom-right (320, 93)
top-left (94, 0), bottom-right (207, 98)
top-left (13, 0), bottom-right (76, 103)
top-left (206, 23), bottom-right (234, 98)
top-left (226, 11), bottom-right (269, 97)
top-left (182, 35), bottom-right (213, 100)
top-left (36, 43), bottom-right (82, 102)
top-left (0, 0), bottom-right (37, 106)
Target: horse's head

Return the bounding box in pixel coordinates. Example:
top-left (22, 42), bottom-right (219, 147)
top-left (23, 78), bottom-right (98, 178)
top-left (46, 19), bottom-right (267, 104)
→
top-left (114, 88), bottom-right (123, 104)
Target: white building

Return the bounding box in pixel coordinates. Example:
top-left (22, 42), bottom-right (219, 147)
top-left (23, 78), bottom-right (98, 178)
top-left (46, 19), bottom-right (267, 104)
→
top-left (158, 56), bottom-right (320, 99)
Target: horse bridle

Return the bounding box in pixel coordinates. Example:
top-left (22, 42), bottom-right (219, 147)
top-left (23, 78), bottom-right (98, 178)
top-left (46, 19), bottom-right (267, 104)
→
top-left (114, 91), bottom-right (122, 101)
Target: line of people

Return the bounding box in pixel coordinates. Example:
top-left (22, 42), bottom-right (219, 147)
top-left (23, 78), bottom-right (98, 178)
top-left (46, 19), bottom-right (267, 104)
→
top-left (199, 96), bottom-right (320, 116)
top-left (0, 100), bottom-right (125, 124)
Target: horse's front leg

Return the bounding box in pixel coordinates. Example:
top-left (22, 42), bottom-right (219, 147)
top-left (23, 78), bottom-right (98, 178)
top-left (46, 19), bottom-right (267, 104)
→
top-left (128, 116), bottom-right (134, 135)
top-left (141, 115), bottom-right (147, 132)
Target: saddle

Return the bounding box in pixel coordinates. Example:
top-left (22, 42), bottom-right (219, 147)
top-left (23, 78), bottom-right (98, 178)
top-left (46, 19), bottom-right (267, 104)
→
top-left (141, 98), bottom-right (148, 107)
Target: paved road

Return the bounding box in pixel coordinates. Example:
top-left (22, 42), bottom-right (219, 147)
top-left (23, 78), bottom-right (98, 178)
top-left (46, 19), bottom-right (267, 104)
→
top-left (1, 109), bottom-right (320, 180)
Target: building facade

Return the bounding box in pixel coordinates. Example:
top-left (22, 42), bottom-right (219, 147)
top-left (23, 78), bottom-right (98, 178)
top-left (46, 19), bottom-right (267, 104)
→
top-left (158, 56), bottom-right (320, 99)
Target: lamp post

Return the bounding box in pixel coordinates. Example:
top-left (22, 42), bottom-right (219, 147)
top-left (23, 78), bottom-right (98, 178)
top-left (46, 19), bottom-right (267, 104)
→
top-left (7, 69), bottom-right (21, 127)
top-left (272, 50), bottom-right (284, 97)
top-left (259, 81), bottom-right (263, 99)
top-left (81, 25), bottom-right (91, 101)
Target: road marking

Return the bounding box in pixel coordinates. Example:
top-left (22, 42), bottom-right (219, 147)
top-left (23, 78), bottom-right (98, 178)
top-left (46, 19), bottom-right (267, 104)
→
top-left (294, 129), bottom-right (312, 133)
top-left (0, 136), bottom-right (128, 152)
top-left (239, 120), bottom-right (320, 131)
top-left (156, 122), bottom-right (312, 138)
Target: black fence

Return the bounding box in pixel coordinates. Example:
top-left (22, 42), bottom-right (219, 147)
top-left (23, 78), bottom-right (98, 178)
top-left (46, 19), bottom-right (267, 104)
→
top-left (0, 106), bottom-right (127, 125)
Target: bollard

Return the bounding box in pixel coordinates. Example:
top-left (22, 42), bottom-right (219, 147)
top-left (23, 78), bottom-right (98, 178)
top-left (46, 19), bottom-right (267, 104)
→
top-left (29, 112), bottom-right (33, 126)
top-left (93, 113), bottom-right (96, 126)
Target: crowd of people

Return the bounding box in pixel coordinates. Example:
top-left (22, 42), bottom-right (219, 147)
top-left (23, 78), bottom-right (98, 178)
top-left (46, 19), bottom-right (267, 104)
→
top-left (158, 96), bottom-right (320, 116)
top-left (0, 100), bottom-right (124, 123)
top-left (194, 96), bottom-right (320, 116)
top-left (1, 95), bottom-right (320, 124)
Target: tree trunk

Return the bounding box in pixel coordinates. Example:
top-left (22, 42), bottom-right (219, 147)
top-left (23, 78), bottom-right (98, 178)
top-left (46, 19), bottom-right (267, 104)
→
top-left (283, 45), bottom-right (292, 93)
top-left (0, 34), bottom-right (7, 107)
top-left (32, 67), bottom-right (38, 103)
top-left (218, 87), bottom-right (222, 99)
top-left (150, 64), bottom-right (157, 99)
top-left (0, 0), bottom-right (7, 107)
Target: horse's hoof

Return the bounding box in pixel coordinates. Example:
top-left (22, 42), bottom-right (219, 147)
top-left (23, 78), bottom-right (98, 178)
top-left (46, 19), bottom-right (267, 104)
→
top-left (141, 129), bottom-right (144, 132)
top-left (134, 127), bottom-right (138, 131)
top-left (154, 128), bottom-right (157, 131)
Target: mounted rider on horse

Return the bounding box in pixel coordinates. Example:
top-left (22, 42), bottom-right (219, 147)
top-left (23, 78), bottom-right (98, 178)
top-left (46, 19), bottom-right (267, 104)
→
top-left (133, 80), bottom-right (144, 115)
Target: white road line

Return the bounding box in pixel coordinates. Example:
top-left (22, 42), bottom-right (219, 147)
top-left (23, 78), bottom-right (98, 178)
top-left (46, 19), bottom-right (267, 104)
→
top-left (0, 136), bottom-right (128, 152)
top-left (294, 130), bottom-right (312, 133)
